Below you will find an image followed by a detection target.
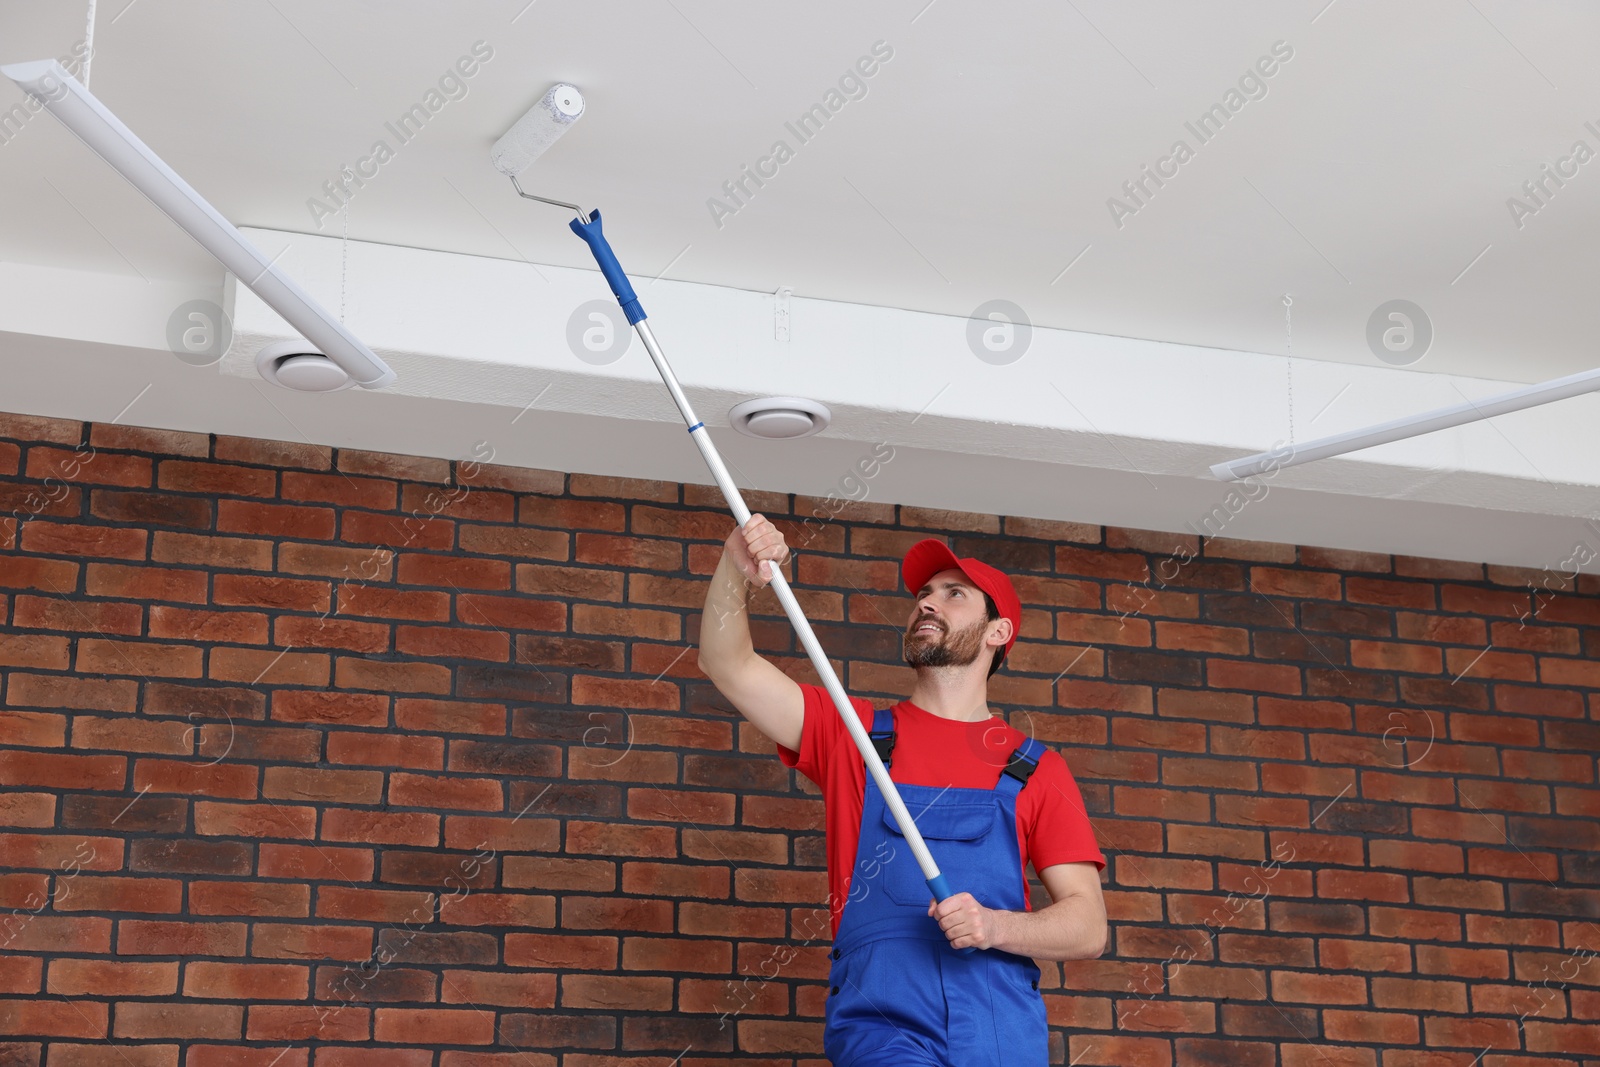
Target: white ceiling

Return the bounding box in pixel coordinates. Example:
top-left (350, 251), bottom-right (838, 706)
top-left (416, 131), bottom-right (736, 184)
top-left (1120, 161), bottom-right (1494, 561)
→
top-left (3, 0), bottom-right (1600, 572)
top-left (5, 0), bottom-right (1600, 378)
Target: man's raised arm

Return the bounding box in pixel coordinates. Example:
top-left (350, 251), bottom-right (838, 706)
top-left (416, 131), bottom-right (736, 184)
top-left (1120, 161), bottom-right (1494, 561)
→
top-left (698, 514), bottom-right (805, 754)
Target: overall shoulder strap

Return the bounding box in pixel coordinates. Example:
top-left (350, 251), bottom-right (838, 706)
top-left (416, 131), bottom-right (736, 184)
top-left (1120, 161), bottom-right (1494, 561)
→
top-left (995, 736), bottom-right (1047, 799)
top-left (868, 707), bottom-right (896, 769)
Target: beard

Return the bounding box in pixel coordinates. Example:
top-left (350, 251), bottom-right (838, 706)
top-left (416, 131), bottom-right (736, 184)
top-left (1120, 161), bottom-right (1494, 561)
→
top-left (903, 615), bottom-right (988, 669)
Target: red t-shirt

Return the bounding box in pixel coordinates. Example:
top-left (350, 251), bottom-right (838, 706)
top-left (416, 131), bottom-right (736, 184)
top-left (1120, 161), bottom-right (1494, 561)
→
top-left (777, 682), bottom-right (1106, 940)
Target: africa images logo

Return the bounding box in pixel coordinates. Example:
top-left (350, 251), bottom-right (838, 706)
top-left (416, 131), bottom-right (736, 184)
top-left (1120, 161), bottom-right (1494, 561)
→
top-left (1106, 40), bottom-right (1294, 229)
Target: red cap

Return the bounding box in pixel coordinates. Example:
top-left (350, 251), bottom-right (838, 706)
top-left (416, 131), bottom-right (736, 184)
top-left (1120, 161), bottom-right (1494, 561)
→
top-left (900, 539), bottom-right (1022, 657)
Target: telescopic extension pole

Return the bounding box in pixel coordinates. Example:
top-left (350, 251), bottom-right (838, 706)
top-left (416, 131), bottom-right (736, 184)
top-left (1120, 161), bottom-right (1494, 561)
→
top-left (565, 210), bottom-right (969, 933)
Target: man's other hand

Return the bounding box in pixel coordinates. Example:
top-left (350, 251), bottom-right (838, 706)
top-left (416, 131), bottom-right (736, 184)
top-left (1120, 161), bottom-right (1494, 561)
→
top-left (726, 513), bottom-right (790, 588)
top-left (928, 891), bottom-right (1000, 951)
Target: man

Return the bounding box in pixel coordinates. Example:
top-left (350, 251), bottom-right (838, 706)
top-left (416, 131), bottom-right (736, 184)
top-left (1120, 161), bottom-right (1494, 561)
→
top-left (699, 514), bottom-right (1108, 1067)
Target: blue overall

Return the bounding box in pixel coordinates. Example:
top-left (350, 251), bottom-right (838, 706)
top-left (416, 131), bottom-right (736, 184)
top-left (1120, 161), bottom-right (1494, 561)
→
top-left (823, 708), bottom-right (1050, 1067)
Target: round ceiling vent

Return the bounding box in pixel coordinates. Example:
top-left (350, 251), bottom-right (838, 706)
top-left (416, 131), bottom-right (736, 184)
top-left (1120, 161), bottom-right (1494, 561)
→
top-left (728, 397), bottom-right (832, 440)
top-left (255, 339), bottom-right (356, 392)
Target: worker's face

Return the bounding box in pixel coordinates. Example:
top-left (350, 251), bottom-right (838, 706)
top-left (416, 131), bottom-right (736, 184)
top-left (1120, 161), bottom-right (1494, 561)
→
top-left (904, 568), bottom-right (993, 669)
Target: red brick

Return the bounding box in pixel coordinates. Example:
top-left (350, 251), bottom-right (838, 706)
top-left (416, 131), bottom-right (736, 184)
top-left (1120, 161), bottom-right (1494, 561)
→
top-left (400, 482), bottom-right (514, 524)
top-left (504, 932), bottom-right (618, 970)
top-left (45, 959), bottom-right (177, 997)
top-left (1319, 938), bottom-right (1413, 973)
top-left (442, 816), bottom-right (558, 853)
top-left (519, 495), bottom-right (625, 532)
top-left (679, 976), bottom-right (786, 1016)
top-left (388, 773), bottom-right (503, 811)
top-left (396, 554), bottom-right (509, 591)
top-left (279, 543), bottom-right (393, 582)
top-left (51, 874), bottom-right (182, 913)
top-left (0, 953), bottom-right (39, 998)
top-left (396, 625), bottom-right (509, 662)
top-left (343, 509), bottom-right (453, 551)
top-left (151, 531), bottom-right (272, 571)
top-left (148, 605), bottom-right (268, 644)
top-left (244, 1005), bottom-right (366, 1043)
top-left (217, 499), bottom-right (336, 539)
top-left (0, 751), bottom-right (124, 791)
top-left (1317, 869), bottom-right (1409, 902)
top-left (0, 633), bottom-right (70, 670)
top-left (273, 614), bottom-right (391, 653)
top-left (0, 412), bottom-right (82, 444)
top-left (8, 673), bottom-right (137, 714)
top-left (258, 844), bottom-right (373, 883)
top-left (112, 1001), bottom-right (242, 1040)
top-left (338, 449), bottom-right (450, 482)
top-left (622, 935), bottom-right (732, 973)
top-left (27, 446), bottom-right (150, 487)
top-left (210, 647), bottom-right (329, 686)
top-left (1324, 1009), bottom-right (1418, 1045)
top-left (264, 766), bottom-right (384, 805)
top-left (438, 970), bottom-right (556, 1010)
top-left (192, 806), bottom-right (315, 844)
top-left (0, 710), bottom-right (64, 749)
top-left (156, 459), bottom-right (275, 497)
top-left (0, 998), bottom-right (107, 1038)
top-left (573, 603), bottom-right (679, 640)
top-left (394, 698), bottom-right (505, 736)
top-left (213, 436), bottom-right (331, 470)
top-left (335, 657), bottom-right (452, 696)
top-left (271, 690), bottom-right (388, 728)
top-left (454, 593), bottom-right (564, 632)
top-left (133, 759), bottom-right (257, 800)
top-left (560, 896), bottom-right (673, 933)
top-left (252, 923), bottom-right (371, 961)
top-left (326, 731), bottom-right (443, 769)
top-left (84, 562), bottom-right (203, 603)
top-left (570, 675), bottom-right (678, 711)
top-left (373, 1008), bottom-right (495, 1045)
top-left (456, 524), bottom-right (568, 560)
top-left (0, 793), bottom-right (55, 829)
top-left (0, 555), bottom-right (79, 593)
top-left (315, 1048), bottom-right (432, 1067)
top-left (502, 856), bottom-right (614, 893)
top-left (1371, 976), bottom-right (1468, 1012)
top-left (560, 974), bottom-right (672, 1011)
top-left (1273, 1043), bottom-right (1376, 1067)
top-left (183, 962), bottom-right (308, 1000)
top-left (1345, 576), bottom-right (1435, 609)
top-left (189, 880), bottom-right (310, 917)
top-left (0, 912), bottom-right (111, 954)
top-left (19, 521), bottom-right (147, 560)
top-left (515, 562), bottom-right (623, 602)
top-left (281, 471), bottom-right (396, 510)
top-left (321, 809), bottom-right (439, 847)
top-left (212, 573), bottom-right (330, 612)
top-left (335, 583), bottom-right (451, 621)
top-left (316, 886), bottom-right (434, 924)
top-left (76, 637), bottom-right (196, 678)
top-left (115, 919), bottom-right (246, 957)
top-left (1207, 659), bottom-right (1301, 695)
top-left (442, 892), bottom-right (555, 928)
top-left (1539, 656), bottom-right (1600, 688)
top-left (12, 595), bottom-right (141, 637)
top-left (680, 902), bottom-right (784, 938)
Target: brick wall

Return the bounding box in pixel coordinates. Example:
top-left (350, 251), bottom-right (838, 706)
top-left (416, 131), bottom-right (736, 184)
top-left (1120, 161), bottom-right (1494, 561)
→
top-left (0, 410), bottom-right (1597, 1067)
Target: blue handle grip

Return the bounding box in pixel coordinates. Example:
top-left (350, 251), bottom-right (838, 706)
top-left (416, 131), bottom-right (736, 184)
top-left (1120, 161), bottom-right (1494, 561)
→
top-left (569, 210), bottom-right (646, 324)
top-left (927, 875), bottom-right (976, 956)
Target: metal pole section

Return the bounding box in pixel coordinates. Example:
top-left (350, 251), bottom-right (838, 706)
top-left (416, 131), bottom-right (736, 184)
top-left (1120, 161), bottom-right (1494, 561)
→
top-left (1211, 363), bottom-right (1600, 481)
top-left (632, 319), bottom-right (948, 893)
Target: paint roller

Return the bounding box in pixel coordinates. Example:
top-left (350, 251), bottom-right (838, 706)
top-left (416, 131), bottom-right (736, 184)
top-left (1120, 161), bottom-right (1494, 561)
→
top-left (492, 86), bottom-right (980, 950)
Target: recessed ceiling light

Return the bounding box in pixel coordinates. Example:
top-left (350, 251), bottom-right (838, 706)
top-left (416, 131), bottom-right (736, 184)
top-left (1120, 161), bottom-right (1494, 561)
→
top-left (255, 339), bottom-right (355, 392)
top-left (729, 397), bottom-right (831, 440)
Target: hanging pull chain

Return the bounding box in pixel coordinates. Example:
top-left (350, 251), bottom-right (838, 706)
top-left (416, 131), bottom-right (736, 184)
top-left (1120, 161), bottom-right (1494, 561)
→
top-left (1284, 294), bottom-right (1294, 448)
top-left (82, 0), bottom-right (97, 89)
top-left (341, 199), bottom-right (349, 324)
